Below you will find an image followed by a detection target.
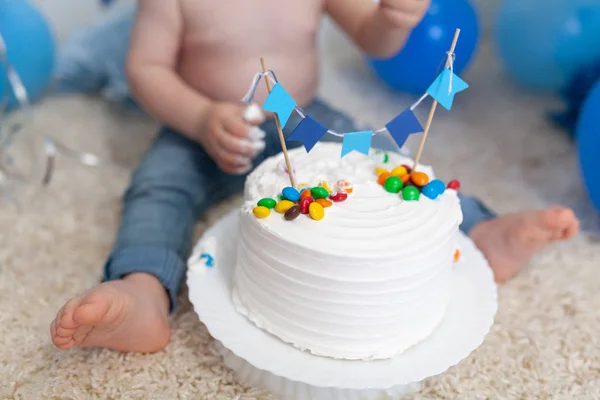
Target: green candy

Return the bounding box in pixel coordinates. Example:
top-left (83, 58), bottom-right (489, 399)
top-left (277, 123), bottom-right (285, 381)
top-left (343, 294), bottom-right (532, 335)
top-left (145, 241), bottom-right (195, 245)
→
top-left (311, 187), bottom-right (329, 199)
top-left (374, 150), bottom-right (389, 164)
top-left (258, 198), bottom-right (277, 209)
top-left (402, 186), bottom-right (420, 201)
top-left (383, 176), bottom-right (403, 193)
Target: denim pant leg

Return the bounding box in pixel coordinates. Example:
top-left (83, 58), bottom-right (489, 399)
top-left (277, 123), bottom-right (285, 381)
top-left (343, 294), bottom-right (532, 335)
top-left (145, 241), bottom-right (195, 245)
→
top-left (104, 126), bottom-right (282, 311)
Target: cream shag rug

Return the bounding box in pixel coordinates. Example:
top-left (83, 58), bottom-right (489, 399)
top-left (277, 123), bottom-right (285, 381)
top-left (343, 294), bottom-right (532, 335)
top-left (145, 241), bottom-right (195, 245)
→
top-left (2, 34), bottom-right (600, 399)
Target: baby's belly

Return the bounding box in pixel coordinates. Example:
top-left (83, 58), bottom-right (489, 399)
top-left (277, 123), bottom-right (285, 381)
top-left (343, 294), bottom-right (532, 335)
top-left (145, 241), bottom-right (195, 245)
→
top-left (178, 49), bottom-right (318, 108)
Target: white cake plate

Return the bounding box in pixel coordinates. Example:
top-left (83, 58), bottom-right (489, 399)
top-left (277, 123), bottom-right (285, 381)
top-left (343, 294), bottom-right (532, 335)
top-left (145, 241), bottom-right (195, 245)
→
top-left (187, 210), bottom-right (498, 399)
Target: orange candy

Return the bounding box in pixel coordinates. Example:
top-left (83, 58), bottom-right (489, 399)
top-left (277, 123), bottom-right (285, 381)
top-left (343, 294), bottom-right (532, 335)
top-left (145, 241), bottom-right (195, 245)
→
top-left (453, 249), bottom-right (461, 263)
top-left (375, 167), bottom-right (389, 176)
top-left (315, 198), bottom-right (332, 208)
top-left (335, 180), bottom-right (354, 194)
top-left (378, 172), bottom-right (392, 186)
top-left (300, 190), bottom-right (312, 200)
top-left (400, 174), bottom-right (411, 184)
top-left (411, 171), bottom-right (430, 187)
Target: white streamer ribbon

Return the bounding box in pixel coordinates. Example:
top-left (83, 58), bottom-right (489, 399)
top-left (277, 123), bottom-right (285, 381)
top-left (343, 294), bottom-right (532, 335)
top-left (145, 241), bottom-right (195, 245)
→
top-left (0, 32), bottom-right (100, 187)
top-left (446, 51), bottom-right (456, 95)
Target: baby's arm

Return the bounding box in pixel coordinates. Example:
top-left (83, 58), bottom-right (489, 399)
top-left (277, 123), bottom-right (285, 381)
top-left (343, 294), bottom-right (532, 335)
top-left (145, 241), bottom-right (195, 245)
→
top-left (127, 0), bottom-right (210, 138)
top-left (325, 0), bottom-right (430, 58)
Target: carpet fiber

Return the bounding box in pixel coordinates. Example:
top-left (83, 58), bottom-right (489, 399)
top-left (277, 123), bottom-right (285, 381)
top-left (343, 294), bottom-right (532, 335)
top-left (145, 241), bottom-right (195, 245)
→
top-left (1, 33), bottom-right (600, 399)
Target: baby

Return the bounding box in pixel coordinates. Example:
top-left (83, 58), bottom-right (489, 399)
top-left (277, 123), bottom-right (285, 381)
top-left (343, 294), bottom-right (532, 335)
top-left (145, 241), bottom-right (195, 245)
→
top-left (51, 0), bottom-right (579, 353)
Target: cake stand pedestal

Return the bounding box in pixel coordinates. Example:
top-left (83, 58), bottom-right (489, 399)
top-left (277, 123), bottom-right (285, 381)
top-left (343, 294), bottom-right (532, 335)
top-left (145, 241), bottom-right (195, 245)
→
top-left (187, 210), bottom-right (498, 400)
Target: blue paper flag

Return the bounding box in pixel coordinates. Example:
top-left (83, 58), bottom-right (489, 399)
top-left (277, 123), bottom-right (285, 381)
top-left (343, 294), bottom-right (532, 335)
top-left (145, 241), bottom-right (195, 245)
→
top-left (263, 83), bottom-right (296, 128)
top-left (341, 131), bottom-right (373, 158)
top-left (385, 109), bottom-right (423, 149)
top-left (426, 68), bottom-right (469, 110)
top-left (287, 116), bottom-right (328, 152)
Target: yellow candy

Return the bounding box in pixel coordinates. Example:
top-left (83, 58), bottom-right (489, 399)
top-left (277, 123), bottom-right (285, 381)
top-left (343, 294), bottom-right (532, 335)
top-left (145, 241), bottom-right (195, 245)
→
top-left (253, 206), bottom-right (271, 218)
top-left (275, 200), bottom-right (295, 214)
top-left (308, 202), bottom-right (325, 220)
top-left (375, 167), bottom-right (389, 176)
top-left (391, 166), bottom-right (408, 177)
top-left (320, 180), bottom-right (332, 192)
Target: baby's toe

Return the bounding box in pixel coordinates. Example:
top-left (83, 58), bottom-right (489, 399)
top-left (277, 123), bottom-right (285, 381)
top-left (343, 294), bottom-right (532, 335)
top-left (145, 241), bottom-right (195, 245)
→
top-left (539, 207), bottom-right (576, 231)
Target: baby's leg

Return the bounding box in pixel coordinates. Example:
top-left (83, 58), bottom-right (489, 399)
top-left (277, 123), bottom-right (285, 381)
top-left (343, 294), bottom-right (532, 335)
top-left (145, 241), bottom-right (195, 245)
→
top-left (459, 193), bottom-right (579, 281)
top-left (50, 127), bottom-right (262, 352)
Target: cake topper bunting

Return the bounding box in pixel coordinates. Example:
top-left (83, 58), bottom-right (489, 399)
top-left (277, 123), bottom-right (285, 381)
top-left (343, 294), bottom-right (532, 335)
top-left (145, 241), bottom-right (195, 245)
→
top-left (412, 29), bottom-right (465, 171)
top-left (243, 30), bottom-right (467, 168)
top-left (260, 58), bottom-right (297, 188)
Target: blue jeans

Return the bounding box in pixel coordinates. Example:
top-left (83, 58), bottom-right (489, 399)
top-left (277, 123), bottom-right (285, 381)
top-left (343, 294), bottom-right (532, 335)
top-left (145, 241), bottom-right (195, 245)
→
top-left (104, 99), bottom-right (495, 311)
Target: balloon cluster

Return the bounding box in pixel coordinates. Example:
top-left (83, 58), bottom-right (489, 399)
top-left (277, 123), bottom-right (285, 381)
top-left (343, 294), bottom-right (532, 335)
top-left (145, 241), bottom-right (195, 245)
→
top-left (365, 0), bottom-right (479, 94)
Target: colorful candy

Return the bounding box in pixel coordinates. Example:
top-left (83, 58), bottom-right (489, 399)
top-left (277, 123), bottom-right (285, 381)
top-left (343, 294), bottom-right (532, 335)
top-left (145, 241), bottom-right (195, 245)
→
top-left (391, 166), bottom-right (408, 177)
top-left (453, 249), bottom-right (461, 263)
top-left (384, 176), bottom-right (403, 193)
top-left (300, 190), bottom-right (313, 200)
top-left (402, 186), bottom-right (420, 201)
top-left (275, 200), bottom-right (295, 214)
top-left (372, 150), bottom-right (389, 164)
top-left (278, 159), bottom-right (296, 176)
top-left (309, 202), bottom-right (325, 220)
top-left (400, 174), bottom-right (411, 184)
top-left (330, 191), bottom-right (348, 202)
top-left (257, 198), bottom-right (276, 209)
top-left (284, 205), bottom-right (301, 220)
top-left (300, 196), bottom-right (314, 214)
top-left (410, 171), bottom-right (429, 187)
top-left (447, 179), bottom-right (461, 191)
top-left (320, 181), bottom-right (332, 192)
top-left (422, 184), bottom-right (438, 200)
top-left (253, 206), bottom-right (271, 218)
top-left (402, 164), bottom-right (412, 174)
top-left (422, 180), bottom-right (445, 200)
top-left (282, 186), bottom-right (300, 202)
top-left (315, 198), bottom-right (332, 208)
top-left (311, 187), bottom-right (329, 199)
top-left (377, 172), bottom-right (392, 186)
top-left (336, 180), bottom-right (354, 194)
top-left (375, 167), bottom-right (389, 176)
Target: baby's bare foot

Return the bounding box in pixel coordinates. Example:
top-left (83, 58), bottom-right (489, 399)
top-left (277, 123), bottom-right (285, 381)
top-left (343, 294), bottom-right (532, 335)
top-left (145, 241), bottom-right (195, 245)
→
top-left (50, 273), bottom-right (170, 353)
top-left (470, 206), bottom-right (579, 282)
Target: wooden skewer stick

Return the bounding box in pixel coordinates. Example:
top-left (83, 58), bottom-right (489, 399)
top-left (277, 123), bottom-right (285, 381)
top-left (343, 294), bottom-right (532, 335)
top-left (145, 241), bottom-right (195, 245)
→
top-left (412, 28), bottom-right (461, 172)
top-left (260, 58), bottom-right (297, 188)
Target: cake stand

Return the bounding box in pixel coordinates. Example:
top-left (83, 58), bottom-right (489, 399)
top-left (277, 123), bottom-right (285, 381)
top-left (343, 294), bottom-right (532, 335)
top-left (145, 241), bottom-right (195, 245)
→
top-left (187, 210), bottom-right (498, 400)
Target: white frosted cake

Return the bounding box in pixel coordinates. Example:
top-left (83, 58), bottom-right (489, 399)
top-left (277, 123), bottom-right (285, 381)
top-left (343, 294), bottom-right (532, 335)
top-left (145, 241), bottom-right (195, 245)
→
top-left (232, 142), bottom-right (463, 360)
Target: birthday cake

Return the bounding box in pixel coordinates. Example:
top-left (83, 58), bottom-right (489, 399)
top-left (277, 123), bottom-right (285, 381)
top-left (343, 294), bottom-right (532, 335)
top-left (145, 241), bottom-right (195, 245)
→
top-left (232, 142), bottom-right (463, 360)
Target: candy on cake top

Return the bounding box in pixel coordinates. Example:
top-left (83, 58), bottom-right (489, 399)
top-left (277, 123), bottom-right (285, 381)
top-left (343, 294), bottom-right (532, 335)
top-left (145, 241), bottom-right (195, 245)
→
top-left (248, 147), bottom-right (461, 222)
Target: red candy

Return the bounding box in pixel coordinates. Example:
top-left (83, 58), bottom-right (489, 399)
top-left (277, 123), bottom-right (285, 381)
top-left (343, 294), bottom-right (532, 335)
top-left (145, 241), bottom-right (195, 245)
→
top-left (300, 196), bottom-right (314, 214)
top-left (402, 164), bottom-right (412, 174)
top-left (330, 192), bottom-right (348, 202)
top-left (447, 179), bottom-right (461, 191)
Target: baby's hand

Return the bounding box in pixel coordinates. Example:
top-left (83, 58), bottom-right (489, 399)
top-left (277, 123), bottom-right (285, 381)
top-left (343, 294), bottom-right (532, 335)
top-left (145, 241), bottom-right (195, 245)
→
top-left (199, 102), bottom-right (265, 175)
top-left (379, 0), bottom-right (430, 29)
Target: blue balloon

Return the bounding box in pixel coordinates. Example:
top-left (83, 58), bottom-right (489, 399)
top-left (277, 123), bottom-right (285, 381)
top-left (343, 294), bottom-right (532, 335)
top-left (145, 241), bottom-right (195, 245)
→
top-left (495, 0), bottom-right (600, 91)
top-left (365, 0), bottom-right (479, 94)
top-left (576, 78), bottom-right (600, 212)
top-left (0, 0), bottom-right (55, 109)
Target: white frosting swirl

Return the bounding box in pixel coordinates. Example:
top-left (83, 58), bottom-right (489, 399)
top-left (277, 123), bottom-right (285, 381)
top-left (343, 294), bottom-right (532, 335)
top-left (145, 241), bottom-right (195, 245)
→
top-left (233, 143), bottom-right (463, 360)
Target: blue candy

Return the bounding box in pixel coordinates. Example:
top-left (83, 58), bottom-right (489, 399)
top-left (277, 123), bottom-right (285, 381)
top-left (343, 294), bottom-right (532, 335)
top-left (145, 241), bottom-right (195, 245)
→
top-left (282, 186), bottom-right (300, 202)
top-left (422, 179), bottom-right (446, 199)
